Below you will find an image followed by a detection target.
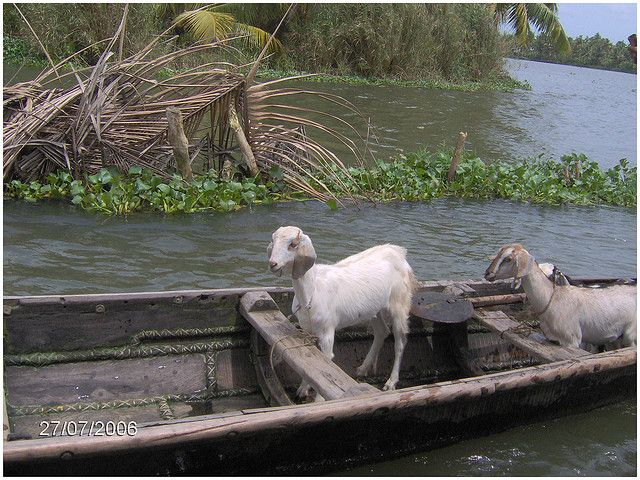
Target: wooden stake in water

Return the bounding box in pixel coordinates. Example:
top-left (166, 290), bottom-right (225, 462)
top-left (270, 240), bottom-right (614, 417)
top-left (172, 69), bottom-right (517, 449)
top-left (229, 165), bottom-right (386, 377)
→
top-left (448, 131), bottom-right (468, 183)
top-left (166, 107), bottom-right (193, 181)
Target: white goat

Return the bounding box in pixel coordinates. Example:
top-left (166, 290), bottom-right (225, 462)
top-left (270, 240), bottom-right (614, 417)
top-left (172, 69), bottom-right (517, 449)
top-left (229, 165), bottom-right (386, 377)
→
top-left (268, 226), bottom-right (416, 396)
top-left (484, 243), bottom-right (637, 348)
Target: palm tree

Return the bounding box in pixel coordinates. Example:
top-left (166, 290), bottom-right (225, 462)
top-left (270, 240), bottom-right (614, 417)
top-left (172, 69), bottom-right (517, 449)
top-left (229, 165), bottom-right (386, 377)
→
top-left (157, 3), bottom-right (284, 55)
top-left (491, 3), bottom-right (570, 55)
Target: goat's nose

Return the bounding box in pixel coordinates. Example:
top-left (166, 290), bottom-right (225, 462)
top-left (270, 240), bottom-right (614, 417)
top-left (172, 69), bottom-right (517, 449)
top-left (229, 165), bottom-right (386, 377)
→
top-left (269, 260), bottom-right (278, 269)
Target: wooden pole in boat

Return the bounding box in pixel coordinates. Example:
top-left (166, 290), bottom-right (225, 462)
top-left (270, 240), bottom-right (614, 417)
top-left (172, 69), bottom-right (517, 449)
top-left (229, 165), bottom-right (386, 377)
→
top-left (229, 101), bottom-right (260, 177)
top-left (166, 107), bottom-right (193, 181)
top-left (3, 395), bottom-right (10, 441)
top-left (447, 131), bottom-right (467, 183)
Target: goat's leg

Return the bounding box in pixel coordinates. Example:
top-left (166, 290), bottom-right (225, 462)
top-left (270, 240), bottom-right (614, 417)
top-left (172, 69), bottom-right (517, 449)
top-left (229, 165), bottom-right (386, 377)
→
top-left (356, 314), bottom-right (389, 378)
top-left (383, 315), bottom-right (408, 391)
top-left (309, 330), bottom-right (335, 402)
top-left (296, 381), bottom-right (312, 400)
top-left (622, 321), bottom-right (636, 347)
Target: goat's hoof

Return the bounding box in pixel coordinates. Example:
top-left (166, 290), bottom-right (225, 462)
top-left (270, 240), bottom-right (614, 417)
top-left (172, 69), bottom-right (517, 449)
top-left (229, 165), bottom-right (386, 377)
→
top-left (382, 383), bottom-right (396, 391)
top-left (355, 365), bottom-right (369, 378)
top-left (296, 385), bottom-right (312, 400)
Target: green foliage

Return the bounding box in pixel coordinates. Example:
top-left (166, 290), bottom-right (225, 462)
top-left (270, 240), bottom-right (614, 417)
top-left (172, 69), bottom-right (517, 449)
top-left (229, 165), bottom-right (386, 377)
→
top-left (306, 151), bottom-right (637, 208)
top-left (5, 152), bottom-right (635, 214)
top-left (493, 3), bottom-right (570, 55)
top-left (3, 3), bottom-right (159, 65)
top-left (257, 68), bottom-right (531, 92)
top-left (278, 3), bottom-right (508, 82)
top-left (5, 168), bottom-right (280, 215)
top-left (509, 32), bottom-right (637, 73)
top-left (3, 36), bottom-right (48, 68)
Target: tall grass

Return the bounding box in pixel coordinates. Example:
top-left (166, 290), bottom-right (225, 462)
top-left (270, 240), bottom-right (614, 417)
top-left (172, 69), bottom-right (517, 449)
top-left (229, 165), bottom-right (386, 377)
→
top-left (5, 4), bottom-right (510, 84)
top-left (279, 4), bottom-right (507, 82)
top-left (3, 3), bottom-right (159, 64)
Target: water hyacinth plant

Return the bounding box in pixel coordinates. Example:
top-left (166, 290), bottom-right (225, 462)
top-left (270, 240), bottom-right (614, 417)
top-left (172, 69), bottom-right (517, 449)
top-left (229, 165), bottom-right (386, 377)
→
top-left (309, 151), bottom-right (636, 207)
top-left (5, 151), bottom-right (636, 214)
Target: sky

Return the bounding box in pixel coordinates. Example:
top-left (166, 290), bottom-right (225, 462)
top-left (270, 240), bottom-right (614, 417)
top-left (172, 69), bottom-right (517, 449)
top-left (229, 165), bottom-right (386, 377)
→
top-left (556, 3), bottom-right (637, 43)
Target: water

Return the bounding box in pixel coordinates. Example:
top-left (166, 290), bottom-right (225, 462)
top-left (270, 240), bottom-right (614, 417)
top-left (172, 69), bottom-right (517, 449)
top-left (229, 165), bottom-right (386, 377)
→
top-left (270, 58), bottom-right (637, 169)
top-left (341, 400), bottom-right (637, 476)
top-left (3, 58), bottom-right (637, 475)
top-left (5, 59), bottom-right (636, 169)
top-left (3, 198), bottom-right (636, 296)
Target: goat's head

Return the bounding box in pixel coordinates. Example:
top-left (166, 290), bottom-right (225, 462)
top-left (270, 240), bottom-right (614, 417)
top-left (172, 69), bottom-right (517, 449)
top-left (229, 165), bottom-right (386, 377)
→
top-left (484, 243), bottom-right (532, 282)
top-left (268, 226), bottom-right (317, 279)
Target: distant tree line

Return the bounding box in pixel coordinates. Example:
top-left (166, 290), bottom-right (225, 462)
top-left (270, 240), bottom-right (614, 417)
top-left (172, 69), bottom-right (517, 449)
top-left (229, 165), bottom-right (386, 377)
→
top-left (508, 32), bottom-right (637, 73)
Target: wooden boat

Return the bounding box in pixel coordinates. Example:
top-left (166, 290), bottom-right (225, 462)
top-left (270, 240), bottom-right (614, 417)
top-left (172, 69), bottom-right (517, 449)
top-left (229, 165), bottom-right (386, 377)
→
top-left (3, 277), bottom-right (636, 475)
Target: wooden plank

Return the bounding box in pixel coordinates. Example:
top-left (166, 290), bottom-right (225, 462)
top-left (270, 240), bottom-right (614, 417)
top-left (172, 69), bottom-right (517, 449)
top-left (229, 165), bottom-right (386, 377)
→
top-left (5, 354), bottom-right (207, 406)
top-left (4, 288), bottom-right (295, 354)
top-left (8, 405), bottom-right (164, 440)
top-left (250, 330), bottom-right (294, 407)
top-left (4, 348), bottom-right (634, 464)
top-left (4, 294), bottom-right (240, 354)
top-left (214, 348), bottom-right (258, 391)
top-left (474, 309), bottom-right (591, 362)
top-left (239, 291), bottom-right (378, 400)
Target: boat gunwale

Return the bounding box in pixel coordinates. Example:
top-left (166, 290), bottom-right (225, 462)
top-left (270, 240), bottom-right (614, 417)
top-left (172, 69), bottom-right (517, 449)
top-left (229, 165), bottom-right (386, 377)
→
top-left (3, 346), bottom-right (636, 464)
top-left (3, 276), bottom-right (631, 303)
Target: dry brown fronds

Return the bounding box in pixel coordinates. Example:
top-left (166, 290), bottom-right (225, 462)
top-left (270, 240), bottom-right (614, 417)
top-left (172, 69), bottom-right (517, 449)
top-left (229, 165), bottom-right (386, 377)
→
top-left (3, 10), bottom-right (373, 204)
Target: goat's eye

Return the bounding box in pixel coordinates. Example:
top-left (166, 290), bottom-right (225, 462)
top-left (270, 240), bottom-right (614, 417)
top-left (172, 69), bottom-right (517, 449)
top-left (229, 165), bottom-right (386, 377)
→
top-left (289, 241), bottom-right (298, 249)
top-left (504, 258), bottom-right (512, 263)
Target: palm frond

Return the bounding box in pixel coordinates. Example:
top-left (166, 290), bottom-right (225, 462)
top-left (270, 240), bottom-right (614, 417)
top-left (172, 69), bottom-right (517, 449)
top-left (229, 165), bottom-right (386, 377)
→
top-left (4, 12), bottom-right (374, 205)
top-left (175, 10), bottom-right (236, 42)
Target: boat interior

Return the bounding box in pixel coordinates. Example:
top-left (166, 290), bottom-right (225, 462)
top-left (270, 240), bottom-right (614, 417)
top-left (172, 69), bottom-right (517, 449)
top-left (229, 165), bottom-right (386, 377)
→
top-left (3, 277), bottom-right (634, 440)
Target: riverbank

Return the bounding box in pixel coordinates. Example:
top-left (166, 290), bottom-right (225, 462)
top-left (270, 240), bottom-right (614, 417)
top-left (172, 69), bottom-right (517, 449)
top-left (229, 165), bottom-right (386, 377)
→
top-left (508, 56), bottom-right (636, 75)
top-left (5, 150), bottom-right (635, 215)
top-left (2, 43), bottom-right (529, 94)
top-left (256, 68), bottom-right (531, 92)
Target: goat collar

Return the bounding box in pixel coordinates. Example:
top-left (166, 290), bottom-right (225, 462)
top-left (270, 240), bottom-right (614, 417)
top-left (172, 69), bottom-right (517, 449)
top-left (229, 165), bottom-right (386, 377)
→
top-left (287, 292), bottom-right (313, 321)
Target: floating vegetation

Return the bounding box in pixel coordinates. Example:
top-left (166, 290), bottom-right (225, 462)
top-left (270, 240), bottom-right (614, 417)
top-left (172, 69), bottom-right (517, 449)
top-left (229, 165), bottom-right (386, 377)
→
top-left (4, 166), bottom-right (296, 215)
top-left (5, 151), bottom-right (635, 214)
top-left (257, 68), bottom-right (531, 92)
top-left (309, 151), bottom-right (636, 208)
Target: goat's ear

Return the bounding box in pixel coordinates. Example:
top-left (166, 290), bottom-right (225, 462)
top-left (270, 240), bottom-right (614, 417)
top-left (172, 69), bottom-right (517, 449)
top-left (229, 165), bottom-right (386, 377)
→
top-left (292, 234), bottom-right (316, 279)
top-left (267, 242), bottom-right (273, 260)
top-left (514, 249), bottom-right (530, 278)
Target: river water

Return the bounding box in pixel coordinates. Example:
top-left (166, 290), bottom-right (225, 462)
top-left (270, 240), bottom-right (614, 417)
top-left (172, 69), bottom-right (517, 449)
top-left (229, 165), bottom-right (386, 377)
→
top-left (2, 59), bottom-right (637, 475)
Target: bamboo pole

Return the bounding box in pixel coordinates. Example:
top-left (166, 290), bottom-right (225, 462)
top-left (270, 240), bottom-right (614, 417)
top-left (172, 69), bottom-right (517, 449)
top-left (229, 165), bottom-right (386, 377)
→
top-left (229, 102), bottom-right (259, 177)
top-left (468, 293), bottom-right (526, 307)
top-left (165, 107), bottom-right (193, 181)
top-left (447, 131), bottom-right (467, 183)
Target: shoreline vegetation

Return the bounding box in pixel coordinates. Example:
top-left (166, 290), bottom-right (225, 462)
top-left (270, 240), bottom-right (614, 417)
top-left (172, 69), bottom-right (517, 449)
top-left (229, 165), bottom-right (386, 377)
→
top-left (5, 150), bottom-right (636, 215)
top-left (4, 36), bottom-right (530, 93)
top-left (507, 32), bottom-right (637, 74)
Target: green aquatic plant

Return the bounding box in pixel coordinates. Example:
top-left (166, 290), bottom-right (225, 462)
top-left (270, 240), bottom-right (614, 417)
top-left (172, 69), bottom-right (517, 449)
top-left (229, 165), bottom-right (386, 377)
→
top-left (5, 151), bottom-right (635, 214)
top-left (256, 68), bottom-right (531, 92)
top-left (5, 167), bottom-right (287, 215)
top-left (305, 151), bottom-right (636, 208)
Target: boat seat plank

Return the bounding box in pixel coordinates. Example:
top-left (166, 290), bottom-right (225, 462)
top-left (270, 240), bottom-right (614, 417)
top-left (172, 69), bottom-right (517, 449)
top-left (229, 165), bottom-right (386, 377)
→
top-left (474, 309), bottom-right (592, 362)
top-left (239, 291), bottom-right (378, 400)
